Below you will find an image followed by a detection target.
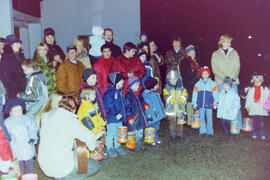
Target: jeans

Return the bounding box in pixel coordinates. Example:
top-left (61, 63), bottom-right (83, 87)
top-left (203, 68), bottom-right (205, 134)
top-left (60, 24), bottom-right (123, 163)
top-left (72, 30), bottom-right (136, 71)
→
top-left (199, 108), bottom-right (213, 135)
top-left (19, 159), bottom-right (34, 175)
top-left (221, 118), bottom-right (231, 135)
top-left (105, 122), bottom-right (122, 150)
top-left (148, 121), bottom-right (161, 142)
top-left (251, 115), bottom-right (265, 137)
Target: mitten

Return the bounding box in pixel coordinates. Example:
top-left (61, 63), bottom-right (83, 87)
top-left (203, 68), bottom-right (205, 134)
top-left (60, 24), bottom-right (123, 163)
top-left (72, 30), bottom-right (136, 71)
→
top-left (116, 113), bottom-right (123, 120)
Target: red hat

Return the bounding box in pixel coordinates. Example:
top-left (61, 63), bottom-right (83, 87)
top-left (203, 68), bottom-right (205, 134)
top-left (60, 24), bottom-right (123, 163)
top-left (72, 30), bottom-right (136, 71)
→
top-left (200, 66), bottom-right (211, 76)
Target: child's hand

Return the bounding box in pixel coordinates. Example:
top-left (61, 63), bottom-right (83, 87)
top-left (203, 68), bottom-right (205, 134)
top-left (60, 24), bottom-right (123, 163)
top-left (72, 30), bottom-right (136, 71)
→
top-left (116, 114), bottom-right (123, 120)
top-left (247, 107), bottom-right (251, 112)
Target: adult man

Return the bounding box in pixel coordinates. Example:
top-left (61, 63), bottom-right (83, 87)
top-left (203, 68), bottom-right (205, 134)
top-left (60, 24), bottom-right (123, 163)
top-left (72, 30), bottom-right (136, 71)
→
top-left (103, 28), bottom-right (121, 58)
top-left (56, 45), bottom-right (85, 98)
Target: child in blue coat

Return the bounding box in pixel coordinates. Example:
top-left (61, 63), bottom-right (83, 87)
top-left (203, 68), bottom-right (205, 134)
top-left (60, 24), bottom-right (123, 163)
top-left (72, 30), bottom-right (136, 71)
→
top-left (142, 77), bottom-right (165, 146)
top-left (192, 67), bottom-right (218, 136)
top-left (125, 76), bottom-right (148, 151)
top-left (138, 52), bottom-right (154, 89)
top-left (103, 72), bottom-right (126, 157)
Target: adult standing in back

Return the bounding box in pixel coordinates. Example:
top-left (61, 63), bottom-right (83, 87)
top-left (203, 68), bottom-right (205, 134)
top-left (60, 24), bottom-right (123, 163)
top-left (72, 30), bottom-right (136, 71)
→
top-left (103, 28), bottom-right (122, 58)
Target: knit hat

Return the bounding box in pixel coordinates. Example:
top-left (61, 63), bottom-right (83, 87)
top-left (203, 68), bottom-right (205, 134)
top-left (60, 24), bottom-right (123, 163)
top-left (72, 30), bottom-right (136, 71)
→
top-left (0, 38), bottom-right (5, 43)
top-left (66, 45), bottom-right (77, 52)
top-left (4, 98), bottom-right (25, 115)
top-left (128, 76), bottom-right (140, 87)
top-left (186, 45), bottom-right (195, 54)
top-left (223, 77), bottom-right (233, 87)
top-left (82, 68), bottom-right (97, 81)
top-left (5, 35), bottom-right (22, 45)
top-left (200, 66), bottom-right (211, 76)
top-left (144, 77), bottom-right (158, 90)
top-left (44, 27), bottom-right (55, 37)
top-left (108, 72), bottom-right (123, 86)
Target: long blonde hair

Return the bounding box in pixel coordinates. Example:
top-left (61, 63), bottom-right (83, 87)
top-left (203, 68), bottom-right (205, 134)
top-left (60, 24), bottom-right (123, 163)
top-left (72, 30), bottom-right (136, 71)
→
top-left (218, 34), bottom-right (233, 48)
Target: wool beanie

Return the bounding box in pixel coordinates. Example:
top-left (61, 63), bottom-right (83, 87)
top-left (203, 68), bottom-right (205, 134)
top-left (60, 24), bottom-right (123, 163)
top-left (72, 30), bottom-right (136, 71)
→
top-left (82, 68), bottom-right (97, 81)
top-left (5, 35), bottom-right (22, 45)
top-left (108, 72), bottom-right (123, 86)
top-left (44, 27), bottom-right (55, 37)
top-left (66, 45), bottom-right (77, 52)
top-left (4, 98), bottom-right (25, 115)
top-left (145, 77), bottom-right (158, 90)
top-left (200, 66), bottom-right (211, 76)
top-left (186, 45), bottom-right (195, 54)
top-left (223, 77), bottom-right (233, 87)
top-left (128, 76), bottom-right (140, 88)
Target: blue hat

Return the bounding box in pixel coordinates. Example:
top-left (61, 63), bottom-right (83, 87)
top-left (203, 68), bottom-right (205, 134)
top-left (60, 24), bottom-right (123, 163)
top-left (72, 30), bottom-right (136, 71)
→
top-left (4, 98), bottom-right (25, 115)
top-left (82, 68), bottom-right (97, 81)
top-left (66, 45), bottom-right (77, 52)
top-left (5, 35), bottom-right (22, 45)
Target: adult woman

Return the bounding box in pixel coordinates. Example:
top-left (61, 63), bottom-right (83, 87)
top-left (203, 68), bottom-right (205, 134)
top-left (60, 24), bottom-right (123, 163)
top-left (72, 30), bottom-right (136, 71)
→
top-left (0, 35), bottom-right (26, 99)
top-left (211, 34), bottom-right (242, 128)
top-left (38, 95), bottom-right (100, 180)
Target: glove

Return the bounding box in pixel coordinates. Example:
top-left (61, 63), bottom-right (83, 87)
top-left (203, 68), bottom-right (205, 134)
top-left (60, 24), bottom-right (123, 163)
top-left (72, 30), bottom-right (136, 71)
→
top-left (28, 139), bottom-right (36, 144)
top-left (116, 113), bottom-right (123, 120)
top-left (81, 116), bottom-right (95, 130)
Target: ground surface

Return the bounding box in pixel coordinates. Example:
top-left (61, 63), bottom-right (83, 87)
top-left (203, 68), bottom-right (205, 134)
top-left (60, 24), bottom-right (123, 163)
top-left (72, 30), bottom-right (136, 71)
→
top-left (35, 114), bottom-right (270, 180)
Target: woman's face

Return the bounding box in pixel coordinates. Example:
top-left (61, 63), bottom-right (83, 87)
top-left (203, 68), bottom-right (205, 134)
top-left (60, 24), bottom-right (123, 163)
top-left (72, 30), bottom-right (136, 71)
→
top-left (45, 35), bottom-right (55, 45)
top-left (142, 45), bottom-right (149, 54)
top-left (38, 47), bottom-right (48, 57)
top-left (149, 41), bottom-right (157, 53)
top-left (222, 39), bottom-right (231, 50)
top-left (187, 50), bottom-right (196, 59)
top-left (76, 42), bottom-right (84, 54)
top-left (11, 42), bottom-right (21, 53)
top-left (173, 40), bottom-right (181, 49)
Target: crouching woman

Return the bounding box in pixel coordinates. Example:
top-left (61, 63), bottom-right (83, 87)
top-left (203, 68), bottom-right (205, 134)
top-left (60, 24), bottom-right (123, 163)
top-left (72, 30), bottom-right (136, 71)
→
top-left (38, 95), bottom-right (101, 180)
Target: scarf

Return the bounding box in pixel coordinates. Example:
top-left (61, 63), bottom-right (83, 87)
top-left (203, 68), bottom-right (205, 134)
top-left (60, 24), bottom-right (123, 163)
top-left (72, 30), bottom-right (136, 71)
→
top-left (186, 56), bottom-right (200, 71)
top-left (253, 85), bottom-right (261, 103)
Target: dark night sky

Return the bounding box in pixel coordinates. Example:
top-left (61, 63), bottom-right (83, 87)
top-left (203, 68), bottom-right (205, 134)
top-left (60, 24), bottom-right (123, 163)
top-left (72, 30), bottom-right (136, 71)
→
top-left (141, 0), bottom-right (270, 85)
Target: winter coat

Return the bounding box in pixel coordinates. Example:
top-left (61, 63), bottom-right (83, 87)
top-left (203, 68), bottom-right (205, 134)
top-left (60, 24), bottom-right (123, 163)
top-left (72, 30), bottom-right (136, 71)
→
top-left (141, 61), bottom-right (154, 89)
top-left (5, 115), bottom-right (38, 161)
top-left (103, 85), bottom-right (126, 124)
top-left (192, 78), bottom-right (218, 109)
top-left (56, 60), bottom-right (85, 98)
top-left (164, 48), bottom-right (186, 73)
top-left (45, 42), bottom-right (65, 64)
top-left (89, 36), bottom-right (105, 57)
top-left (217, 89), bottom-right (240, 120)
top-left (17, 70), bottom-right (48, 118)
top-left (180, 56), bottom-right (200, 102)
top-left (125, 90), bottom-right (148, 131)
top-left (264, 93), bottom-right (270, 111)
top-left (149, 53), bottom-right (164, 94)
top-left (142, 90), bottom-right (165, 124)
top-left (93, 55), bottom-right (114, 94)
top-left (111, 54), bottom-right (146, 91)
top-left (163, 71), bottom-right (188, 116)
top-left (38, 108), bottom-right (97, 178)
top-left (0, 52), bottom-right (26, 99)
top-left (34, 55), bottom-right (56, 95)
top-left (77, 48), bottom-right (94, 69)
top-left (246, 86), bottom-right (269, 116)
top-left (211, 48), bottom-right (240, 84)
top-left (77, 99), bottom-right (106, 137)
top-left (105, 41), bottom-right (122, 58)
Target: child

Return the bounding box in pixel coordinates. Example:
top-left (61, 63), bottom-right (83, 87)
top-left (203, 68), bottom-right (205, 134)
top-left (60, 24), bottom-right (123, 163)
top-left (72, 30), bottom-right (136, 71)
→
top-left (81, 68), bottom-right (107, 121)
top-left (103, 72), bottom-right (126, 157)
top-left (125, 76), bottom-right (148, 151)
top-left (138, 51), bottom-right (154, 89)
top-left (33, 42), bottom-right (57, 95)
top-left (17, 59), bottom-right (48, 119)
top-left (4, 98), bottom-right (38, 175)
top-left (77, 86), bottom-right (107, 138)
top-left (89, 26), bottom-right (105, 59)
top-left (0, 80), bottom-right (6, 112)
top-left (217, 77), bottom-right (240, 136)
top-left (246, 74), bottom-right (269, 139)
top-left (192, 67), bottom-right (218, 136)
top-left (163, 70), bottom-right (188, 140)
top-left (142, 77), bottom-right (165, 145)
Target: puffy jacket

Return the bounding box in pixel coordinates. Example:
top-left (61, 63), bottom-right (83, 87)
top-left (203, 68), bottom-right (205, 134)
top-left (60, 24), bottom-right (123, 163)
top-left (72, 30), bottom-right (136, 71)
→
top-left (264, 93), bottom-right (270, 111)
top-left (56, 60), bottom-right (85, 98)
top-left (18, 70), bottom-right (48, 118)
top-left (142, 90), bottom-right (165, 124)
top-left (217, 89), bottom-right (240, 120)
top-left (141, 61), bottom-right (154, 89)
top-left (192, 78), bottom-right (218, 109)
top-left (246, 86), bottom-right (269, 116)
top-left (5, 115), bottom-right (38, 161)
top-left (103, 85), bottom-right (126, 124)
top-left (124, 90), bottom-right (148, 131)
top-left (34, 55), bottom-right (56, 95)
top-left (77, 99), bottom-right (106, 137)
top-left (93, 55), bottom-right (114, 94)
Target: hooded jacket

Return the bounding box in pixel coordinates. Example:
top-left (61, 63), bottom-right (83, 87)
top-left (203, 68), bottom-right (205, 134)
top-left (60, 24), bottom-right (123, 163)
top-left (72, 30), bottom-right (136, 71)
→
top-left (45, 42), bottom-right (65, 64)
top-left (18, 70), bottom-right (48, 118)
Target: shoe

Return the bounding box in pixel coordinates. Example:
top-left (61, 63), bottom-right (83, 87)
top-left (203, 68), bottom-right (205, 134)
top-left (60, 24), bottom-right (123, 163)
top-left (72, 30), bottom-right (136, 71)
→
top-left (252, 135), bottom-right (257, 139)
top-left (151, 142), bottom-right (157, 146)
top-left (177, 134), bottom-right (184, 139)
top-left (261, 136), bottom-right (266, 140)
top-left (156, 140), bottom-right (161, 144)
top-left (115, 147), bottom-right (126, 155)
top-left (170, 135), bottom-right (176, 141)
top-left (107, 148), bottom-right (117, 157)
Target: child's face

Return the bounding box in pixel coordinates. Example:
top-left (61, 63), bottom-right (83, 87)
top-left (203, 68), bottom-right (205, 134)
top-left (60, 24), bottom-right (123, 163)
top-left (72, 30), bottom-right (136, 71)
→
top-left (140, 35), bottom-right (147, 42)
top-left (202, 71), bottom-right (209, 81)
top-left (85, 92), bottom-right (96, 102)
top-left (139, 54), bottom-right (147, 63)
top-left (102, 48), bottom-right (112, 59)
top-left (116, 79), bottom-right (124, 90)
top-left (254, 79), bottom-right (263, 87)
top-left (223, 83), bottom-right (231, 92)
top-left (168, 78), bottom-right (178, 86)
top-left (38, 47), bottom-right (48, 57)
top-left (87, 74), bottom-right (97, 86)
top-left (126, 49), bottom-right (136, 58)
top-left (10, 105), bottom-right (23, 118)
top-left (22, 65), bottom-right (34, 75)
top-left (131, 82), bottom-right (140, 92)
